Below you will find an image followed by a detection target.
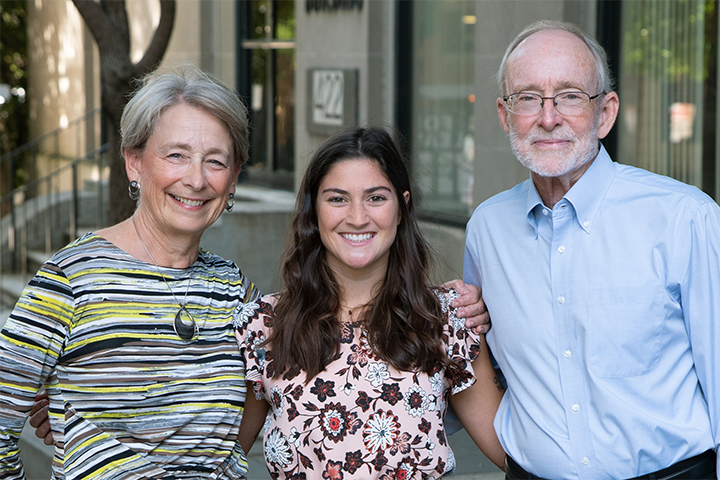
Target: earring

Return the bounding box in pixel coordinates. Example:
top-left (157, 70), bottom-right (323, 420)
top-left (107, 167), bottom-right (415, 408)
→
top-left (128, 180), bottom-right (141, 201)
top-left (225, 193), bottom-right (235, 212)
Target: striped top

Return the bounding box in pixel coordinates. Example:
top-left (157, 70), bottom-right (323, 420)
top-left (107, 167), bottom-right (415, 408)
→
top-left (0, 233), bottom-right (260, 480)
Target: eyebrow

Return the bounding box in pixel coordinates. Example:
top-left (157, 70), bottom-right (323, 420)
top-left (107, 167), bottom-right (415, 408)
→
top-left (163, 142), bottom-right (230, 156)
top-left (321, 186), bottom-right (393, 195)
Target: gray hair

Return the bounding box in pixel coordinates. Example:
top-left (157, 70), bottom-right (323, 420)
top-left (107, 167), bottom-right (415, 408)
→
top-left (120, 64), bottom-right (250, 168)
top-left (496, 20), bottom-right (614, 96)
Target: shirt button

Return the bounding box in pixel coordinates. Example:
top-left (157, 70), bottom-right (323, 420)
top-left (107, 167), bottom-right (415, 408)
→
top-left (542, 209), bottom-right (549, 216)
top-left (572, 404), bottom-right (580, 412)
top-left (564, 350), bottom-right (572, 358)
top-left (558, 296), bottom-right (565, 304)
top-left (558, 246), bottom-right (565, 253)
top-left (581, 458), bottom-right (589, 466)
top-left (583, 221), bottom-right (590, 228)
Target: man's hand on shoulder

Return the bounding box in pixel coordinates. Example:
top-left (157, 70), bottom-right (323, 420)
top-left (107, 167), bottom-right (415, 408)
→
top-left (443, 279), bottom-right (491, 334)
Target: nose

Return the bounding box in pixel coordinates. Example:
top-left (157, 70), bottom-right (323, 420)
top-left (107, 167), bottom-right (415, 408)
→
top-left (347, 201), bottom-right (369, 226)
top-left (539, 98), bottom-right (563, 130)
top-left (184, 157), bottom-right (206, 190)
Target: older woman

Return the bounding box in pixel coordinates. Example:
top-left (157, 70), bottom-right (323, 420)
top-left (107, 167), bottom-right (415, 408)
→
top-left (0, 65), bottom-right (259, 479)
top-left (3, 68), bottom-right (487, 479)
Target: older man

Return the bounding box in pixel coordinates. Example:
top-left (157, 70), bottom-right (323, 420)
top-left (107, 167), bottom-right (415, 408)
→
top-left (464, 20), bottom-right (719, 479)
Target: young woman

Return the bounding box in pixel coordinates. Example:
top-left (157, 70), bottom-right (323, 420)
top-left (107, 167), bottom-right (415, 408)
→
top-left (235, 127), bottom-right (505, 479)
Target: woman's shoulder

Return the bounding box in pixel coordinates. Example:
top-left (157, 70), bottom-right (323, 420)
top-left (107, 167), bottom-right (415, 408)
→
top-left (45, 232), bottom-right (118, 267)
top-left (261, 293), bottom-right (279, 306)
top-left (430, 286), bottom-right (461, 313)
top-left (197, 248), bottom-right (262, 300)
top-left (233, 293), bottom-right (278, 331)
top-left (198, 247), bottom-right (239, 271)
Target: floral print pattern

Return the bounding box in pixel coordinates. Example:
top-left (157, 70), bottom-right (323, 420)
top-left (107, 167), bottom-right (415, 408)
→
top-left (235, 289), bottom-right (480, 479)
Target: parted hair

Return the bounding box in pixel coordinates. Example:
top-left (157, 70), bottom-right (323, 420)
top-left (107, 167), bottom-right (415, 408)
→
top-left (120, 63), bottom-right (250, 168)
top-left (269, 127), bottom-right (458, 382)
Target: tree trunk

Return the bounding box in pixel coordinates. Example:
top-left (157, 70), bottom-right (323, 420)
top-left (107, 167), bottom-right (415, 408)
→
top-left (72, 0), bottom-right (176, 225)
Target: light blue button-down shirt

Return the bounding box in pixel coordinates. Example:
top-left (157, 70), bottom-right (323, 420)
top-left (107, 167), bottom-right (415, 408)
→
top-left (464, 146), bottom-right (719, 479)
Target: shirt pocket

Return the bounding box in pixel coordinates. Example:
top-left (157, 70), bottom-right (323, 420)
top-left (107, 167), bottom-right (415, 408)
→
top-left (587, 286), bottom-right (667, 378)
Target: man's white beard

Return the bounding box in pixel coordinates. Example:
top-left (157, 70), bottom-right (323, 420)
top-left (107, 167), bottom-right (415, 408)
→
top-left (508, 119), bottom-right (600, 178)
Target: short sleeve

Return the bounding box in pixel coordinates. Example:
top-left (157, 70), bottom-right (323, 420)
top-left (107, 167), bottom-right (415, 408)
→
top-left (234, 295), bottom-right (276, 400)
top-left (434, 288), bottom-right (482, 395)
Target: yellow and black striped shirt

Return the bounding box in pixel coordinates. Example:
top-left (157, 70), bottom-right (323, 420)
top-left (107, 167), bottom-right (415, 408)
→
top-left (0, 233), bottom-right (260, 479)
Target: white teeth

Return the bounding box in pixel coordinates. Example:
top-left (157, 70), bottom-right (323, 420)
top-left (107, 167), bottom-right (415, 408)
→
top-left (342, 233), bottom-right (374, 242)
top-left (172, 195), bottom-right (205, 207)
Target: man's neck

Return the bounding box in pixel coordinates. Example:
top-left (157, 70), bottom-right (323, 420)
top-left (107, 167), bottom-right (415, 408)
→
top-left (531, 157), bottom-right (596, 209)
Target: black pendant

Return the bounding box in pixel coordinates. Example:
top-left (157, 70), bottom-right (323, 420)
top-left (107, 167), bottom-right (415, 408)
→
top-left (174, 306), bottom-right (197, 341)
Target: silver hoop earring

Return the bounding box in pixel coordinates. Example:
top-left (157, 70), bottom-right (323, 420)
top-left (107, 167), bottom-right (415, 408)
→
top-left (225, 193), bottom-right (235, 212)
top-left (128, 180), bottom-right (141, 201)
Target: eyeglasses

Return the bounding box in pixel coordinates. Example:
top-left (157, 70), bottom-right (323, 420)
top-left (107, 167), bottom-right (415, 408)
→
top-left (503, 91), bottom-right (605, 116)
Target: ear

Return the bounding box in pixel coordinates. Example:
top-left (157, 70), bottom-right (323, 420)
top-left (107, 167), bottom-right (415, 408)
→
top-left (398, 191), bottom-right (410, 225)
top-left (125, 148), bottom-right (141, 181)
top-left (596, 91), bottom-right (619, 140)
top-left (497, 97), bottom-right (510, 134)
top-left (229, 164), bottom-right (241, 195)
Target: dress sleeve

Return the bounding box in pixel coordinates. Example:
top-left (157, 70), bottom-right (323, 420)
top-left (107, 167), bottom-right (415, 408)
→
top-left (234, 296), bottom-right (275, 401)
top-left (0, 262), bottom-right (74, 478)
top-left (434, 288), bottom-right (482, 395)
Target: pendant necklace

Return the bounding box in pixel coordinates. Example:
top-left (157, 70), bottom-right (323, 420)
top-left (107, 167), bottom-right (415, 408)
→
top-left (340, 302), bottom-right (367, 321)
top-left (133, 216), bottom-right (198, 341)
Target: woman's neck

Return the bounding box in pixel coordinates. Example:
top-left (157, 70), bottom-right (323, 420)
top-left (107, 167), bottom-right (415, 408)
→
top-left (99, 216), bottom-right (200, 269)
top-left (334, 269), bottom-right (385, 313)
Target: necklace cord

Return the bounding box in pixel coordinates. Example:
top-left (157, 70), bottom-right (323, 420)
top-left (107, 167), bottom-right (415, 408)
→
top-left (132, 216), bottom-right (197, 341)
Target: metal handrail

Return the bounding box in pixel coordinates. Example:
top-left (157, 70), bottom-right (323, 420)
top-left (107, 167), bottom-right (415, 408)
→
top-left (0, 108), bottom-right (102, 166)
top-left (0, 144), bottom-right (110, 298)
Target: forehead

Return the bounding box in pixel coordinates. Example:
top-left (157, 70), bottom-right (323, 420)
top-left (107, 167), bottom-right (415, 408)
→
top-left (320, 158), bottom-right (392, 188)
top-left (505, 29), bottom-right (597, 93)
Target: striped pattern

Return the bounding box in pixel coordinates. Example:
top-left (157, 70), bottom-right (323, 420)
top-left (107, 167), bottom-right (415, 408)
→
top-left (0, 233), bottom-right (260, 479)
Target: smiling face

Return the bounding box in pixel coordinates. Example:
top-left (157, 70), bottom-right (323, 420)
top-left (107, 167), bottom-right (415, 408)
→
top-left (126, 103), bottom-right (239, 242)
top-left (497, 29), bottom-right (618, 179)
top-left (316, 158), bottom-right (406, 280)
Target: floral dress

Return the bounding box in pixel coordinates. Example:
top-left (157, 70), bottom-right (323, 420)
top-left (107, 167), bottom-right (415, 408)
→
top-left (234, 289), bottom-right (481, 479)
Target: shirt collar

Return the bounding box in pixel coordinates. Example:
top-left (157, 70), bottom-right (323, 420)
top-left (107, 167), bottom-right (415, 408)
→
top-left (525, 144), bottom-right (616, 235)
top-left (565, 144), bottom-right (615, 233)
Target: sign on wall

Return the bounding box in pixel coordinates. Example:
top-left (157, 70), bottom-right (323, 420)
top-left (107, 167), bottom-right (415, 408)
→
top-left (305, 0), bottom-right (363, 12)
top-left (307, 69), bottom-right (358, 135)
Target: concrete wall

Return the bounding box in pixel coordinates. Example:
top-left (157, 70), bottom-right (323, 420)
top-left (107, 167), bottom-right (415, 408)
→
top-left (27, 0), bottom-right (100, 156)
top-left (294, 1), bottom-right (397, 189)
top-left (199, 186), bottom-right (296, 295)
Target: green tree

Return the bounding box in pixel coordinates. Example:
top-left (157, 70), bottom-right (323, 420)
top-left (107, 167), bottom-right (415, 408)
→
top-left (0, 0), bottom-right (29, 198)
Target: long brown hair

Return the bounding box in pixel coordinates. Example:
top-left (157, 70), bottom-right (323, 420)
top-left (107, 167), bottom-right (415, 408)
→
top-left (269, 127), bottom-right (456, 382)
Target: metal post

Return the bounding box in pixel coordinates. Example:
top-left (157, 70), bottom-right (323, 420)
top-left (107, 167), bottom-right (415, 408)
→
top-left (9, 156), bottom-right (17, 272)
top-left (45, 177), bottom-right (51, 256)
top-left (71, 163), bottom-right (78, 241)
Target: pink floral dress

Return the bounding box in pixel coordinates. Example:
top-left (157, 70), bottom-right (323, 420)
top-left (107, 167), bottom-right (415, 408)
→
top-left (234, 289), bottom-right (481, 479)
